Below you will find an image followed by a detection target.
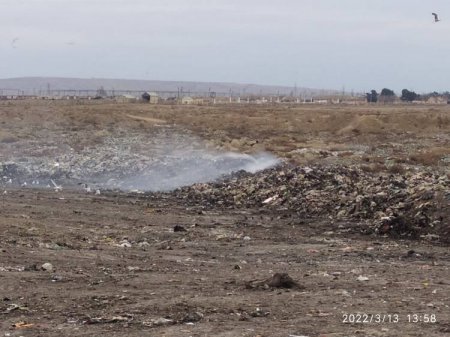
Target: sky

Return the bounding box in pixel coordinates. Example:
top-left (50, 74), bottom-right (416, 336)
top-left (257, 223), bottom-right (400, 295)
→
top-left (1, 0), bottom-right (449, 93)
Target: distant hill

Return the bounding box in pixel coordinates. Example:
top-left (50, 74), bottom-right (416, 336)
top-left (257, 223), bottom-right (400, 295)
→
top-left (0, 77), bottom-right (336, 97)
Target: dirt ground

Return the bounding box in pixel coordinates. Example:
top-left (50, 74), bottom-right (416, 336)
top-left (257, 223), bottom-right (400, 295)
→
top-left (0, 100), bottom-right (449, 336)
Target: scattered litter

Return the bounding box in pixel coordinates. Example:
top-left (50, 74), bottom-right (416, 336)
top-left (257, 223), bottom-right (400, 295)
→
top-left (12, 321), bottom-right (34, 329)
top-left (83, 315), bottom-right (133, 324)
top-left (3, 304), bottom-right (30, 314)
top-left (51, 275), bottom-right (63, 282)
top-left (173, 225), bottom-right (187, 232)
top-left (250, 307), bottom-right (270, 317)
top-left (0, 266), bottom-right (24, 272)
top-left (137, 241), bottom-right (151, 247)
top-left (357, 275), bottom-right (370, 282)
top-left (119, 240), bottom-right (132, 248)
top-left (50, 179), bottom-right (62, 191)
top-left (142, 317), bottom-right (174, 327)
top-left (262, 195), bottom-right (278, 204)
top-left (181, 311), bottom-right (203, 323)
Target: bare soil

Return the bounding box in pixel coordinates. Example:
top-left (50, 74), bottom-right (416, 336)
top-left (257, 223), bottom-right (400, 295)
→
top-left (0, 101), bottom-right (449, 337)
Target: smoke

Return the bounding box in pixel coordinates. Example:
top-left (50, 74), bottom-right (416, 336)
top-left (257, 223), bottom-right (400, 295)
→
top-left (1, 126), bottom-right (279, 192)
top-left (108, 151), bottom-right (279, 192)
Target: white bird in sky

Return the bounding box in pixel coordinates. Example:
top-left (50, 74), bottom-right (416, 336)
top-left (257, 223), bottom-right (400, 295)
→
top-left (11, 37), bottom-right (19, 48)
top-left (432, 12), bottom-right (441, 22)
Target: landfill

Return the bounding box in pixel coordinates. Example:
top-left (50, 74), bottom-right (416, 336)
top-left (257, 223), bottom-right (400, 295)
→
top-left (172, 164), bottom-right (449, 242)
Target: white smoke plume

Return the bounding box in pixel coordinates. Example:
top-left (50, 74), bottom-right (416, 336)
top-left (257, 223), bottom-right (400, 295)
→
top-left (116, 151), bottom-right (279, 191)
top-left (1, 126), bottom-right (280, 192)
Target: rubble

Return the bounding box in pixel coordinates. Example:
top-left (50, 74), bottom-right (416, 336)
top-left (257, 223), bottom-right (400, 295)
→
top-left (173, 164), bottom-right (449, 242)
top-left (1, 123), bottom-right (448, 243)
top-left (0, 128), bottom-right (278, 192)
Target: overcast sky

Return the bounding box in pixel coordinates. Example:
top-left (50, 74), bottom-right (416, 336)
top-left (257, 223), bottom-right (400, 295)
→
top-left (1, 0), bottom-right (449, 93)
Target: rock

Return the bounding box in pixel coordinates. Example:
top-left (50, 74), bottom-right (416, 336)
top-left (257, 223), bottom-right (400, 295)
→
top-left (267, 273), bottom-right (301, 288)
top-left (246, 273), bottom-right (304, 290)
top-left (41, 263), bottom-right (54, 272)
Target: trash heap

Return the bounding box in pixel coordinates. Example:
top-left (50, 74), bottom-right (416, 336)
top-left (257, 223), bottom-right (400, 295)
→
top-left (174, 165), bottom-right (449, 242)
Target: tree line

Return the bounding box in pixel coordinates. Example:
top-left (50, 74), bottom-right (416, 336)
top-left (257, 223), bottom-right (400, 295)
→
top-left (366, 88), bottom-right (450, 103)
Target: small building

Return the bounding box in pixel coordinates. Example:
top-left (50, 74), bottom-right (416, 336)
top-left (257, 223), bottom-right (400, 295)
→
top-left (192, 98), bottom-right (205, 104)
top-left (181, 96), bottom-right (194, 105)
top-left (142, 91), bottom-right (159, 104)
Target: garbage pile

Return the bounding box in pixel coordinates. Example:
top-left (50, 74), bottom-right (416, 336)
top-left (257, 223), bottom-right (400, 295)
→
top-left (174, 164), bottom-right (449, 242)
top-left (0, 126), bottom-right (278, 191)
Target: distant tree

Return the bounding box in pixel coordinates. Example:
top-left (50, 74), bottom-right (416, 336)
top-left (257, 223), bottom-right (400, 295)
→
top-left (366, 89), bottom-right (378, 103)
top-left (380, 88), bottom-right (395, 96)
top-left (379, 88), bottom-right (396, 104)
top-left (401, 89), bottom-right (419, 102)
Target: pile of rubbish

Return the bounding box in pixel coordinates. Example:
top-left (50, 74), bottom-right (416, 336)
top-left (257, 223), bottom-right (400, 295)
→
top-left (174, 164), bottom-right (449, 242)
top-left (0, 127), bottom-right (278, 191)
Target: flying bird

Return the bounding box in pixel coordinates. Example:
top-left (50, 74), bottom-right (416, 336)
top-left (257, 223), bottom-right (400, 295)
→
top-left (432, 13), bottom-right (440, 22)
top-left (11, 37), bottom-right (19, 48)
